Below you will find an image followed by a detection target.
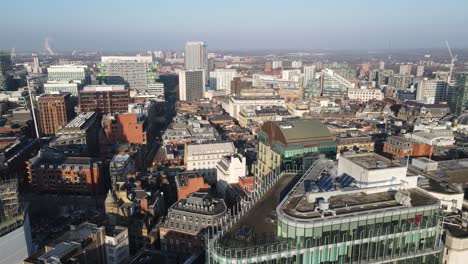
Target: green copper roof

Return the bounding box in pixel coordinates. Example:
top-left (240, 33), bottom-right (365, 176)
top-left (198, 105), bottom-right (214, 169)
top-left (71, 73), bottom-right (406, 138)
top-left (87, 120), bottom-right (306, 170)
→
top-left (278, 120), bottom-right (332, 143)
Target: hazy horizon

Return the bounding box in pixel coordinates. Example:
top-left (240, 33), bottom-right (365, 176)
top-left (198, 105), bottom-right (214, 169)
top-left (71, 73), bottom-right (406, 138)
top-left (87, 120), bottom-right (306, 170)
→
top-left (2, 0), bottom-right (468, 52)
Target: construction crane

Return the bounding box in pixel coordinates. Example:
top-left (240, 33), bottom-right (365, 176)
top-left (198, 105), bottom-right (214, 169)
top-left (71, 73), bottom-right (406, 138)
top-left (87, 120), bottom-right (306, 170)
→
top-left (445, 40), bottom-right (458, 83)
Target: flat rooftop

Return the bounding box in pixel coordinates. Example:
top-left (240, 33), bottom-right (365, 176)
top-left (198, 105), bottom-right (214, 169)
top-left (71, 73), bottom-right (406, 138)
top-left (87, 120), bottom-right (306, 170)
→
top-left (344, 153), bottom-right (402, 170)
top-left (281, 188), bottom-right (438, 222)
top-left (82, 85), bottom-right (127, 92)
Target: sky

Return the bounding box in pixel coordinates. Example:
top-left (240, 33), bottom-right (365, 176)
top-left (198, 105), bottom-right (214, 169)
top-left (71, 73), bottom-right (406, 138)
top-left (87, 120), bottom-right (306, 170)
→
top-left (1, 0), bottom-right (468, 52)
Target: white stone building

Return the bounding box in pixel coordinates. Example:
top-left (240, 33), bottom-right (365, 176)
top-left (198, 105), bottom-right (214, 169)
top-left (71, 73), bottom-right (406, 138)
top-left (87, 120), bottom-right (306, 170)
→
top-left (105, 226), bottom-right (129, 264)
top-left (216, 154), bottom-right (246, 196)
top-left (185, 142), bottom-right (236, 183)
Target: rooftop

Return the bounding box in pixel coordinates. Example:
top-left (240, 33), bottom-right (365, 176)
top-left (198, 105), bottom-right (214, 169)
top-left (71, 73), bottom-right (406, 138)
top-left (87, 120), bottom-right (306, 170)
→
top-left (344, 153), bottom-right (401, 170)
top-left (38, 242), bottom-right (81, 262)
top-left (186, 141), bottom-right (235, 156)
top-left (262, 119), bottom-right (334, 147)
top-left (171, 192), bottom-right (227, 216)
top-left (82, 85), bottom-right (127, 92)
top-left (64, 112), bottom-right (96, 129)
top-left (279, 158), bottom-right (438, 223)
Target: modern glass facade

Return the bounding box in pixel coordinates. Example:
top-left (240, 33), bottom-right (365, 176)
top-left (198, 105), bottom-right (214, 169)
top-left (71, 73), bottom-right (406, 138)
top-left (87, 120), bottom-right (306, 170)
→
top-left (207, 203), bottom-right (442, 264)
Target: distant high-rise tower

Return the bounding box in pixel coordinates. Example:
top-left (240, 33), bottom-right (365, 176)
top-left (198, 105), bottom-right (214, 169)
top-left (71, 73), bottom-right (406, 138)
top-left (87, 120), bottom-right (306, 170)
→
top-left (265, 61), bottom-right (272, 73)
top-left (99, 56), bottom-right (157, 91)
top-left (0, 50), bottom-right (12, 90)
top-left (378, 61), bottom-right (385, 70)
top-left (178, 69), bottom-right (205, 101)
top-left (185, 42), bottom-right (207, 71)
top-left (303, 65), bottom-right (316, 87)
top-left (32, 55), bottom-right (41, 74)
top-left (416, 65), bottom-right (425, 77)
top-left (38, 93), bottom-right (74, 136)
top-left (399, 64), bottom-right (412, 75)
top-left (272, 60), bottom-right (283, 69)
top-left (452, 73), bottom-right (468, 115)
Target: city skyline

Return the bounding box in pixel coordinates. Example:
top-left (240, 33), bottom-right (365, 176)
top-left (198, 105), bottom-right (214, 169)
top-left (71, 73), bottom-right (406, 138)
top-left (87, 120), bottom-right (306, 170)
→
top-left (2, 0), bottom-right (468, 51)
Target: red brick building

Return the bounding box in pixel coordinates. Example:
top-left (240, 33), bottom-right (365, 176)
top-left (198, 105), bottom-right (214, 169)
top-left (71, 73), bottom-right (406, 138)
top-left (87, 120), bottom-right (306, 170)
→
top-left (230, 77), bottom-right (252, 96)
top-left (103, 113), bottom-right (147, 144)
top-left (79, 85), bottom-right (129, 115)
top-left (38, 93), bottom-right (74, 136)
top-left (27, 149), bottom-right (104, 195)
top-left (383, 136), bottom-right (433, 160)
top-left (175, 172), bottom-right (210, 200)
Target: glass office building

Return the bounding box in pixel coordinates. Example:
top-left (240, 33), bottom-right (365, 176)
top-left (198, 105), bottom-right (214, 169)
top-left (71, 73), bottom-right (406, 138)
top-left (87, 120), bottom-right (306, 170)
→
top-left (208, 154), bottom-right (443, 264)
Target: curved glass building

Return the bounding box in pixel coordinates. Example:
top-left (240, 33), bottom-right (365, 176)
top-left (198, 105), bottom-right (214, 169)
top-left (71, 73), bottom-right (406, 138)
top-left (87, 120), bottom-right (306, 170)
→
top-left (207, 154), bottom-right (443, 264)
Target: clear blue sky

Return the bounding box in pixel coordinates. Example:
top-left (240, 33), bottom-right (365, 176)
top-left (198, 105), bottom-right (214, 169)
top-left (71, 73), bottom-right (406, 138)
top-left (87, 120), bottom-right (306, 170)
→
top-left (1, 0), bottom-right (467, 52)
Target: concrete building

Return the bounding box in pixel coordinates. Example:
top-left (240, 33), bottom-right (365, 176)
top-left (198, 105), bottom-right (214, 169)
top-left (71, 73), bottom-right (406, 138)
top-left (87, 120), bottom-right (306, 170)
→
top-left (47, 65), bottom-right (89, 82)
top-left (105, 226), bottom-right (130, 264)
top-left (416, 65), bottom-right (425, 77)
top-left (146, 82), bottom-right (165, 97)
top-left (281, 69), bottom-right (301, 81)
top-left (399, 64), bottom-right (413, 75)
top-left (272, 60), bottom-right (282, 69)
top-left (185, 141), bottom-right (236, 183)
top-left (410, 129), bottom-right (455, 147)
top-left (238, 105), bottom-right (292, 128)
top-left (321, 68), bottom-right (355, 99)
top-left (228, 95), bottom-right (286, 120)
top-left (335, 130), bottom-right (374, 158)
top-left (389, 74), bottom-right (415, 89)
top-left (303, 65), bottom-right (316, 87)
top-left (0, 180), bottom-right (33, 264)
top-left (0, 51), bottom-right (12, 91)
top-left (79, 85), bottom-right (130, 114)
top-left (185, 41), bottom-right (208, 71)
top-left (44, 65), bottom-right (90, 96)
top-left (416, 78), bottom-right (448, 104)
top-left (347, 88), bottom-right (384, 102)
top-left (255, 119), bottom-right (336, 182)
top-left (24, 222), bottom-right (106, 264)
top-left (38, 93), bottom-right (74, 136)
top-left (178, 69), bottom-right (205, 101)
top-left (291, 60), bottom-right (302, 68)
top-left (99, 56), bottom-right (158, 91)
top-left (337, 153), bottom-right (413, 188)
top-left (216, 153), bottom-right (246, 196)
top-left (50, 112), bottom-right (100, 154)
top-left (27, 148), bottom-right (104, 195)
top-left (43, 82), bottom-right (82, 97)
top-left (160, 192), bottom-right (228, 255)
top-left (0, 90), bottom-right (29, 108)
top-left (209, 69), bottom-right (238, 94)
top-left (163, 117), bottom-right (220, 144)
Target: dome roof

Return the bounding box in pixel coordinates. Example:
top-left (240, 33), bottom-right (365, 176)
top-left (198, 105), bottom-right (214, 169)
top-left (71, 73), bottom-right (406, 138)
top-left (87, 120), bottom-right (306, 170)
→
top-left (458, 113), bottom-right (468, 125)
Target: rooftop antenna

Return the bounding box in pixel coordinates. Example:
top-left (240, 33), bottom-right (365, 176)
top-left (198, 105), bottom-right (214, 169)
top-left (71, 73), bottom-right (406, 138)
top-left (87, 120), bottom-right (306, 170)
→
top-left (10, 48), bottom-right (15, 60)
